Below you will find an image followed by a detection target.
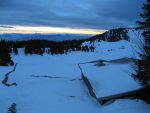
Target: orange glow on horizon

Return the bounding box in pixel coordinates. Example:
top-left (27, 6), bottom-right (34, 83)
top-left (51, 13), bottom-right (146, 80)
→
top-left (0, 25), bottom-right (107, 35)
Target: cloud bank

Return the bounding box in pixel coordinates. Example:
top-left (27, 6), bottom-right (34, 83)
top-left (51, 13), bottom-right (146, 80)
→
top-left (0, 0), bottom-right (145, 29)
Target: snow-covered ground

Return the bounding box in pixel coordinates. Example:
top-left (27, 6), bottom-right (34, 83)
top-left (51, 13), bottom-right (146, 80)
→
top-left (81, 60), bottom-right (139, 97)
top-left (0, 29), bottom-right (150, 113)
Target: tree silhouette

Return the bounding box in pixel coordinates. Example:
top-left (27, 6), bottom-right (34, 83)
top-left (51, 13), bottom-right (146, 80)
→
top-left (0, 40), bottom-right (14, 66)
top-left (136, 0), bottom-right (150, 86)
top-left (137, 0), bottom-right (150, 43)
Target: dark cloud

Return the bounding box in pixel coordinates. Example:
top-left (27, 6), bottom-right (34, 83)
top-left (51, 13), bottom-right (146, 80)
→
top-left (0, 25), bottom-right (14, 28)
top-left (0, 0), bottom-right (145, 29)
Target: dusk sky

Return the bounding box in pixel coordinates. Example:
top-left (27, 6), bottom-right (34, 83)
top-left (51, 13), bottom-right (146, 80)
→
top-left (0, 0), bottom-right (145, 34)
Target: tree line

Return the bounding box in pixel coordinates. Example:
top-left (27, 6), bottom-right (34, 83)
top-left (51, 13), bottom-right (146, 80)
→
top-left (0, 39), bottom-right (95, 66)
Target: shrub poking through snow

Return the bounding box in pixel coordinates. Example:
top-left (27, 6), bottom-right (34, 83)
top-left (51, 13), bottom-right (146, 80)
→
top-left (7, 103), bottom-right (16, 113)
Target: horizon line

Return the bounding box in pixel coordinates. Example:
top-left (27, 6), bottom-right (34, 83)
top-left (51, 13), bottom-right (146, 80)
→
top-left (0, 25), bottom-right (107, 35)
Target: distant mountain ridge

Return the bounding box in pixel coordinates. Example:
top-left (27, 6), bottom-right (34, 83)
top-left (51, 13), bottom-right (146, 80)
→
top-left (0, 33), bottom-right (92, 41)
top-left (0, 28), bottom-right (142, 42)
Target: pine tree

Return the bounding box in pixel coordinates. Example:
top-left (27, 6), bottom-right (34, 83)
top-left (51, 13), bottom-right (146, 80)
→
top-left (137, 0), bottom-right (150, 45)
top-left (0, 41), bottom-right (14, 66)
top-left (136, 0), bottom-right (150, 85)
top-left (13, 47), bottom-right (18, 55)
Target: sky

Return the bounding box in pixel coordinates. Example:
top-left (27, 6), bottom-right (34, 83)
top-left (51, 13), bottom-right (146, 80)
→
top-left (0, 0), bottom-right (145, 34)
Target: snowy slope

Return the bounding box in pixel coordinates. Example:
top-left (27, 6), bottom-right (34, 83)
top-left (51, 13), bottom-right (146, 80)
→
top-left (82, 28), bottom-right (145, 60)
top-left (80, 29), bottom-right (144, 97)
top-left (88, 28), bottom-right (144, 42)
top-left (0, 28), bottom-right (149, 113)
